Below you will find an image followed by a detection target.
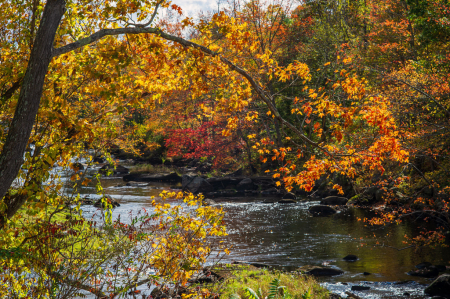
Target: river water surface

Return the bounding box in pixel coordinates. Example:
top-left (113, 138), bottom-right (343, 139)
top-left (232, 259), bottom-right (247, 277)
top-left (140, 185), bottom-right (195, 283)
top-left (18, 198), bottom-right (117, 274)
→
top-left (71, 167), bottom-right (450, 298)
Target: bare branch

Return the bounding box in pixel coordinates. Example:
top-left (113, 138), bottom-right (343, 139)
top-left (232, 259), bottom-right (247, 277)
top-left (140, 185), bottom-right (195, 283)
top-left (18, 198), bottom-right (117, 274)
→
top-left (0, 76), bottom-right (23, 106)
top-left (134, 0), bottom-right (163, 28)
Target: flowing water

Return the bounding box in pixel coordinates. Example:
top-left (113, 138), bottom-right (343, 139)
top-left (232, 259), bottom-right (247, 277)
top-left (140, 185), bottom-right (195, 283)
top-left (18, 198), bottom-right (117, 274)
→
top-left (70, 166), bottom-right (450, 298)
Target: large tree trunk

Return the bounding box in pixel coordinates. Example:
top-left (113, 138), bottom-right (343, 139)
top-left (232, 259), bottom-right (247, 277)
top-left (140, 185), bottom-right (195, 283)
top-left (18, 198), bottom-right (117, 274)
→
top-left (0, 0), bottom-right (66, 227)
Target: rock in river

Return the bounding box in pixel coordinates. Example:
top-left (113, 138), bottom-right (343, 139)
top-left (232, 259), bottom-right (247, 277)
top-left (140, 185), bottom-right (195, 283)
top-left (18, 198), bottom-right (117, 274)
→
top-left (308, 205), bottom-right (337, 216)
top-left (123, 172), bottom-right (181, 182)
top-left (351, 286), bottom-right (370, 291)
top-left (425, 274), bottom-right (450, 298)
top-left (236, 178), bottom-right (255, 191)
top-left (182, 175), bottom-right (214, 194)
top-left (416, 262), bottom-right (432, 269)
top-left (99, 164), bottom-right (129, 175)
top-left (408, 266), bottom-right (439, 278)
top-left (278, 198), bottom-right (296, 204)
top-left (282, 192), bottom-right (297, 200)
top-left (435, 265), bottom-right (447, 272)
top-left (320, 196), bottom-right (348, 205)
top-left (343, 255), bottom-right (358, 261)
top-left (298, 265), bottom-right (343, 276)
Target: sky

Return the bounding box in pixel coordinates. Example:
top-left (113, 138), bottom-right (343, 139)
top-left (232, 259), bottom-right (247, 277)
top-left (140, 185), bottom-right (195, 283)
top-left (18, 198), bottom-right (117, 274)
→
top-left (171, 0), bottom-right (222, 17)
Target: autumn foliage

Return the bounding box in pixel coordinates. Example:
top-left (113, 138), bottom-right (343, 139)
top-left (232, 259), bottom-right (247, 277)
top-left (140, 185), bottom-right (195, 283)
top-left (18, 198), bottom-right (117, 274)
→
top-left (0, 0), bottom-right (450, 297)
top-left (165, 121), bottom-right (242, 167)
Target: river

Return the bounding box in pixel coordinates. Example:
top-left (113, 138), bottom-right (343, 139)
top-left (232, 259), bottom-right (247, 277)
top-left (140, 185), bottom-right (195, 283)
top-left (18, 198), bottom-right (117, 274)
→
top-left (68, 164), bottom-right (450, 298)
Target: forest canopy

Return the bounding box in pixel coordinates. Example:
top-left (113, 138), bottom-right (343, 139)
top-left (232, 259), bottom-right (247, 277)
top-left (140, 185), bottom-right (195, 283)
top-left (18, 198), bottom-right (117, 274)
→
top-left (0, 0), bottom-right (449, 297)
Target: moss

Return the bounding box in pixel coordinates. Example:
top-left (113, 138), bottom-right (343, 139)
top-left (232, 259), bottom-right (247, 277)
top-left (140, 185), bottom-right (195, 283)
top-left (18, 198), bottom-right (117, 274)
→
top-left (349, 194), bottom-right (364, 203)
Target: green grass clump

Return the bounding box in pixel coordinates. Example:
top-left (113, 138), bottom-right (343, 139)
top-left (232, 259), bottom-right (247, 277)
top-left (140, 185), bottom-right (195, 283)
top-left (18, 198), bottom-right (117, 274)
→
top-left (218, 268), bottom-right (329, 299)
top-left (130, 163), bottom-right (172, 174)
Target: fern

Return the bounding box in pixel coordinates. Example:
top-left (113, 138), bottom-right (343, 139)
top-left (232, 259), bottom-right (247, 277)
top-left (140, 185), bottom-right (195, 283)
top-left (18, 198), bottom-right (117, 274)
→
top-left (268, 278), bottom-right (280, 299)
top-left (244, 287), bottom-right (261, 299)
top-left (240, 277), bottom-right (301, 299)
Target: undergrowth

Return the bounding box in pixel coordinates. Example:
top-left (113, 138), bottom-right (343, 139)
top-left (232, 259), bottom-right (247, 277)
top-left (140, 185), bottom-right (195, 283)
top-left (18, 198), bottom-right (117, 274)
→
top-left (217, 268), bottom-right (328, 299)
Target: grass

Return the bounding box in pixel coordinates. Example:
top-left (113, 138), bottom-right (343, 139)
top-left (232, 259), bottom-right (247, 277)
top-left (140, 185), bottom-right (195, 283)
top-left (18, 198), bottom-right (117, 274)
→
top-left (130, 163), bottom-right (174, 174)
top-left (207, 266), bottom-right (329, 299)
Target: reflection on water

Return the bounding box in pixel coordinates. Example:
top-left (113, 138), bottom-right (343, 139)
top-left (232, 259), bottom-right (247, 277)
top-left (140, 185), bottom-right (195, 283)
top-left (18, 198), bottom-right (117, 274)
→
top-left (217, 200), bottom-right (450, 283)
top-left (73, 173), bottom-right (450, 298)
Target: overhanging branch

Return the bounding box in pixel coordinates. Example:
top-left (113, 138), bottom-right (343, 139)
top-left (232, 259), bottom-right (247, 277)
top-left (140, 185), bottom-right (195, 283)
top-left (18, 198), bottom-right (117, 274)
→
top-left (52, 26), bottom-right (331, 156)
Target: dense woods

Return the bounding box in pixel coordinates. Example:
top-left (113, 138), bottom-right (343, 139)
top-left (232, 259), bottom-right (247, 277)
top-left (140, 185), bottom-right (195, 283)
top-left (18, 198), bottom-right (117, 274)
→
top-left (0, 0), bottom-right (449, 297)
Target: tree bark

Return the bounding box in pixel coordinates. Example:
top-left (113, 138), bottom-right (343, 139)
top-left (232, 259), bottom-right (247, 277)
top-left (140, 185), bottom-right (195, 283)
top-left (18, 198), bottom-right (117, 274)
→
top-left (0, 0), bottom-right (66, 227)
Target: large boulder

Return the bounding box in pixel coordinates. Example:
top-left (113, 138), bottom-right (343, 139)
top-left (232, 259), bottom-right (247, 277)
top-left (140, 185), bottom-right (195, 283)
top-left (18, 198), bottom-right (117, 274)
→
top-left (183, 176), bottom-right (214, 194)
top-left (230, 167), bottom-right (243, 176)
top-left (236, 178), bottom-right (255, 191)
top-left (283, 192), bottom-right (297, 200)
top-left (206, 177), bottom-right (241, 189)
top-left (309, 205), bottom-right (337, 216)
top-left (123, 172), bottom-right (181, 182)
top-left (220, 189), bottom-right (241, 197)
top-left (435, 265), bottom-right (447, 272)
top-left (99, 164), bottom-right (129, 175)
top-left (278, 198), bottom-right (296, 204)
top-left (320, 196), bottom-right (348, 205)
top-left (182, 174), bottom-right (196, 190)
top-left (350, 187), bottom-right (377, 204)
top-left (408, 266), bottom-right (440, 278)
top-left (416, 262), bottom-right (432, 269)
top-left (261, 187), bottom-right (281, 195)
top-left (425, 274), bottom-right (450, 298)
top-left (298, 265), bottom-right (343, 276)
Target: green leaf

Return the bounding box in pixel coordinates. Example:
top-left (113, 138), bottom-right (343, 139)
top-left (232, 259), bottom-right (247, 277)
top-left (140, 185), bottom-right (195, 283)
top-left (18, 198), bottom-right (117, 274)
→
top-left (244, 287), bottom-right (260, 299)
top-left (268, 278), bottom-right (280, 299)
top-left (301, 289), bottom-right (311, 299)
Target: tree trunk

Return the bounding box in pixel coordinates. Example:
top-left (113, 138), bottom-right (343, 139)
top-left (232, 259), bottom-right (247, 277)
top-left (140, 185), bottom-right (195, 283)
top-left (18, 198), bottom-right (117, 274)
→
top-left (0, 0), bottom-right (66, 227)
